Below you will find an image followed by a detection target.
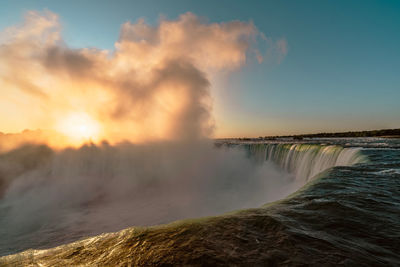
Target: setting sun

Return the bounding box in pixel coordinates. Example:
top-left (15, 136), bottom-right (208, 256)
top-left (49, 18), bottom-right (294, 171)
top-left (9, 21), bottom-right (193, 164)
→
top-left (56, 112), bottom-right (101, 145)
top-left (0, 3), bottom-right (399, 265)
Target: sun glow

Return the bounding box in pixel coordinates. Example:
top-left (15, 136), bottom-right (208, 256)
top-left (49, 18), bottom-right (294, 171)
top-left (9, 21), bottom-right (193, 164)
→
top-left (0, 11), bottom-right (256, 148)
top-left (56, 112), bottom-right (102, 145)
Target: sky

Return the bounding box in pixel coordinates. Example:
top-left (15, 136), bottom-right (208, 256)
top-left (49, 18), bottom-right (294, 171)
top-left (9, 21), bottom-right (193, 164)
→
top-left (0, 0), bottom-right (399, 138)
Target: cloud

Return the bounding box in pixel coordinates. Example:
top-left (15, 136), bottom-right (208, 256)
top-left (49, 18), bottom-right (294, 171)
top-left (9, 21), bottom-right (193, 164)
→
top-left (261, 33), bottom-right (288, 64)
top-left (276, 38), bottom-right (288, 63)
top-left (0, 11), bottom-right (258, 145)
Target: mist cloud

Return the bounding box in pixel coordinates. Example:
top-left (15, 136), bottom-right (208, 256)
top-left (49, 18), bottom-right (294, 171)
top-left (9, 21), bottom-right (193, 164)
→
top-left (0, 11), bottom-right (258, 144)
top-left (0, 11), bottom-right (298, 257)
top-left (0, 141), bottom-right (299, 255)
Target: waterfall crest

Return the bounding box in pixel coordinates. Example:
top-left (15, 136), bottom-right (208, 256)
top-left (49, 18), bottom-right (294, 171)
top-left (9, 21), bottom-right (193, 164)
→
top-left (244, 143), bottom-right (367, 182)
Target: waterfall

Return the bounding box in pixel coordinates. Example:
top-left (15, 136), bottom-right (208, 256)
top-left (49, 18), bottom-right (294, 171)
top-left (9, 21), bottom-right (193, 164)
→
top-left (242, 143), bottom-right (367, 182)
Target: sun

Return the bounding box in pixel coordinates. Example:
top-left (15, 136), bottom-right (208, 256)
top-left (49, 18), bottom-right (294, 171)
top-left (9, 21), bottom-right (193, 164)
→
top-left (56, 112), bottom-right (101, 145)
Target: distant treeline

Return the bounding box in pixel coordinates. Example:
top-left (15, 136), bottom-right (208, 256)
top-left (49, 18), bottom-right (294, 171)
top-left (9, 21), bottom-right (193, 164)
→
top-left (236, 128), bottom-right (400, 141)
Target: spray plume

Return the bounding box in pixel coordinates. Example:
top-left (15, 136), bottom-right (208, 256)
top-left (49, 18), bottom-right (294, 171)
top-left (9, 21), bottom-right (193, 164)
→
top-left (0, 11), bottom-right (299, 256)
top-left (0, 10), bottom-right (257, 147)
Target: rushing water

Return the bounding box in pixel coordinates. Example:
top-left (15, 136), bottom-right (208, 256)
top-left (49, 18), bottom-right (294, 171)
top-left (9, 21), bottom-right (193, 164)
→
top-left (244, 143), bottom-right (367, 181)
top-left (1, 138), bottom-right (400, 265)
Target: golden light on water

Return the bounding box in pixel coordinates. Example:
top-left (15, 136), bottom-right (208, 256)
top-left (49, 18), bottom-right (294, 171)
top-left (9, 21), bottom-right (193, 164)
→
top-left (56, 112), bottom-right (102, 146)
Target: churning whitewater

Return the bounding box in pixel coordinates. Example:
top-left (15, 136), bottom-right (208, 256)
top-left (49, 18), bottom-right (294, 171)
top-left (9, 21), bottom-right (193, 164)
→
top-left (0, 139), bottom-right (366, 256)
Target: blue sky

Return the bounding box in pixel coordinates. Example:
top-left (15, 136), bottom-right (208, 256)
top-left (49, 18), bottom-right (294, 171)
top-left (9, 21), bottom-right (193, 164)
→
top-left (1, 0), bottom-right (399, 137)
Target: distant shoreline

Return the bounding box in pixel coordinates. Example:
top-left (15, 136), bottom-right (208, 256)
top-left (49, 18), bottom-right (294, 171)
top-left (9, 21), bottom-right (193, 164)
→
top-left (227, 128), bottom-right (400, 141)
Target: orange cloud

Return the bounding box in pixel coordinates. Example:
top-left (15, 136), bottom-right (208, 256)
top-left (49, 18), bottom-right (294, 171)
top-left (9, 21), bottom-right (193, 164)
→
top-left (0, 11), bottom-right (259, 148)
